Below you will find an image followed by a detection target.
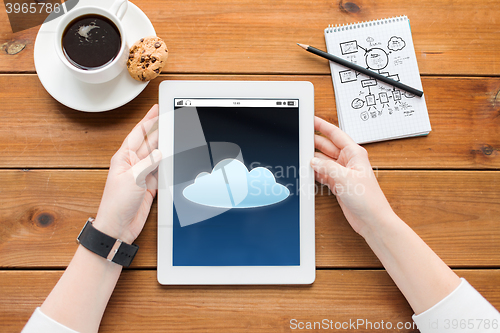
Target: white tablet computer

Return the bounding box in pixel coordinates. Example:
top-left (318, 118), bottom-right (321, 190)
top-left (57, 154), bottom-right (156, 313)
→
top-left (157, 81), bottom-right (315, 285)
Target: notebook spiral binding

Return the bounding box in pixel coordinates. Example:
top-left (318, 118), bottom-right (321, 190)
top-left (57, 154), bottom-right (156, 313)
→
top-left (324, 15), bottom-right (407, 34)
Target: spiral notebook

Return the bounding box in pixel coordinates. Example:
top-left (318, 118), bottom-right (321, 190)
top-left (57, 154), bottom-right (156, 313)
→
top-left (324, 16), bottom-right (431, 144)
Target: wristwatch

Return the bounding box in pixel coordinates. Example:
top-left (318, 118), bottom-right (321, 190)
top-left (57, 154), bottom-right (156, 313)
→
top-left (76, 217), bottom-right (139, 267)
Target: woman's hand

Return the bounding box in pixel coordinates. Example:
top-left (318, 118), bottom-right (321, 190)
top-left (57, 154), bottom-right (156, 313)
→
top-left (311, 117), bottom-right (462, 315)
top-left (311, 116), bottom-right (394, 237)
top-left (93, 105), bottom-right (162, 244)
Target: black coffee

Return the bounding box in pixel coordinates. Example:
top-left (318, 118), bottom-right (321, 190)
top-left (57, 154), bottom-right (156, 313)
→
top-left (62, 14), bottom-right (121, 70)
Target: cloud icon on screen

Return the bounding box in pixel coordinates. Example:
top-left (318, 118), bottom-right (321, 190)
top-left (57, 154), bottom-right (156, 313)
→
top-left (183, 159), bottom-right (290, 208)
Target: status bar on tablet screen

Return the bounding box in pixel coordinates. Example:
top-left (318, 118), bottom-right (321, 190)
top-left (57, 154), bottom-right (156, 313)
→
top-left (174, 98), bottom-right (298, 108)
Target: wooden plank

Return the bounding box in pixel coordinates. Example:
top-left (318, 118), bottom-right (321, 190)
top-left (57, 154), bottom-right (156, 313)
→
top-left (1, 269), bottom-right (499, 333)
top-left (0, 74), bottom-right (498, 169)
top-left (1, 0), bottom-right (500, 75)
top-left (1, 169), bottom-right (499, 269)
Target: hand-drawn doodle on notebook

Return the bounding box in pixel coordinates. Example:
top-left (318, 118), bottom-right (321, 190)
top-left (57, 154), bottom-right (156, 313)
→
top-left (379, 92), bottom-right (389, 104)
top-left (339, 69), bottom-right (357, 83)
top-left (351, 98), bottom-right (364, 109)
top-left (360, 111), bottom-right (369, 121)
top-left (388, 36), bottom-right (406, 51)
top-left (365, 94), bottom-right (376, 106)
top-left (365, 48), bottom-right (389, 70)
top-left (336, 34), bottom-right (416, 120)
top-left (340, 41), bottom-right (359, 55)
top-left (403, 91), bottom-right (415, 98)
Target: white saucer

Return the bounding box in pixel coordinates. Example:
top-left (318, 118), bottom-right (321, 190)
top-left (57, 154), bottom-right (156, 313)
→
top-left (34, 0), bottom-right (156, 112)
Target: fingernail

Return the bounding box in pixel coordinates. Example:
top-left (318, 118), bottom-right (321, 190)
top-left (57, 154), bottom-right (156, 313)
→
top-left (152, 149), bottom-right (162, 161)
top-left (311, 157), bottom-right (320, 167)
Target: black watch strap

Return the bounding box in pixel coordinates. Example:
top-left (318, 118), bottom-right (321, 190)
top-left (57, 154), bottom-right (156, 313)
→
top-left (77, 218), bottom-right (139, 267)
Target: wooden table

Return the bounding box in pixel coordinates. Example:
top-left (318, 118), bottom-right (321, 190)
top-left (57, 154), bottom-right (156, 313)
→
top-left (1, 0), bottom-right (499, 332)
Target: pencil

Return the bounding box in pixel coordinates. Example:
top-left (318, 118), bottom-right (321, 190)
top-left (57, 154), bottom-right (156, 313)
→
top-left (297, 43), bottom-right (423, 97)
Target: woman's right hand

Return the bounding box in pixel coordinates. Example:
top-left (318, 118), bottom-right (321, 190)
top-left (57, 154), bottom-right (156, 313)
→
top-left (310, 116), bottom-right (395, 237)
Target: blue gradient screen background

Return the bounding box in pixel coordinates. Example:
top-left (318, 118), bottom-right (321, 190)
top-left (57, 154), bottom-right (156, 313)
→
top-left (173, 102), bottom-right (300, 266)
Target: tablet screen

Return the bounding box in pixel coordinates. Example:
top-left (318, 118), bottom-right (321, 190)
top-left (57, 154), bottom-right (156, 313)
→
top-left (172, 98), bottom-right (300, 266)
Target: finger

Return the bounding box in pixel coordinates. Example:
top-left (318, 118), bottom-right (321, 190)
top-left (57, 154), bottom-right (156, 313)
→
top-left (315, 134), bottom-right (340, 160)
top-left (314, 151), bottom-right (335, 162)
top-left (131, 149), bottom-right (162, 187)
top-left (310, 156), bottom-right (344, 182)
top-left (152, 167), bottom-right (159, 179)
top-left (137, 129), bottom-right (159, 160)
top-left (145, 173), bottom-right (158, 197)
top-left (314, 116), bottom-right (356, 150)
top-left (122, 105), bottom-right (159, 152)
top-left (314, 170), bottom-right (328, 185)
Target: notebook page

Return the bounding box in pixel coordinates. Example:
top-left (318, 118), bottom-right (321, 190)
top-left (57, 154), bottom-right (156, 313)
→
top-left (325, 16), bottom-right (431, 144)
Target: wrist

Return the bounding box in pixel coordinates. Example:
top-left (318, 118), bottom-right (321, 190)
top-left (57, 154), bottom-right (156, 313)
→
top-left (76, 243), bottom-right (123, 271)
top-left (93, 215), bottom-right (135, 244)
top-left (77, 218), bottom-right (139, 267)
top-left (358, 208), bottom-right (401, 241)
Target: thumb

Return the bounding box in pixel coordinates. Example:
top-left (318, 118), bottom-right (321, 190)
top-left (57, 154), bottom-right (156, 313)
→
top-left (310, 157), bottom-right (345, 183)
top-left (132, 149), bottom-right (162, 187)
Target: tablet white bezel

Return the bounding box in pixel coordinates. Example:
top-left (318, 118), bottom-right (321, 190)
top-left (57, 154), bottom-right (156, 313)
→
top-left (158, 80), bottom-right (315, 285)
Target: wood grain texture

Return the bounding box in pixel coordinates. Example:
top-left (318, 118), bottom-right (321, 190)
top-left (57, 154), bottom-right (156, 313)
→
top-left (0, 75), bottom-right (498, 169)
top-left (1, 1), bottom-right (499, 331)
top-left (1, 0), bottom-right (500, 75)
top-left (1, 169), bottom-right (498, 269)
top-left (1, 269), bottom-right (499, 333)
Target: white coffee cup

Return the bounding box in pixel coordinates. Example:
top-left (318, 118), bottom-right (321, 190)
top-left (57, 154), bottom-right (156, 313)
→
top-left (55, 0), bottom-right (128, 84)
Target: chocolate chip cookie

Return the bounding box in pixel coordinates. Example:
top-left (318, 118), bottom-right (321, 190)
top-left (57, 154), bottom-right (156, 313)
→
top-left (127, 36), bottom-right (168, 82)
